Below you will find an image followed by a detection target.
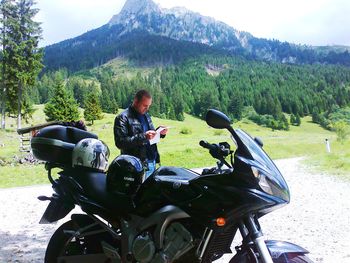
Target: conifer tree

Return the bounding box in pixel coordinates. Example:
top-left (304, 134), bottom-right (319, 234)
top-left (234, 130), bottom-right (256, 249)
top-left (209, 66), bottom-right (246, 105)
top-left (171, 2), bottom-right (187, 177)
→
top-left (290, 114), bottom-right (296, 125)
top-left (295, 114), bottom-right (301, 126)
top-left (44, 81), bottom-right (80, 122)
top-left (15, 0), bottom-right (43, 128)
top-left (0, 0), bottom-right (42, 129)
top-left (228, 95), bottom-right (243, 121)
top-left (84, 92), bottom-right (103, 125)
top-left (101, 89), bottom-right (118, 114)
top-left (21, 91), bottom-right (35, 123)
top-left (0, 0), bottom-right (16, 129)
top-left (280, 114), bottom-right (289, 130)
top-left (312, 107), bottom-right (320, 123)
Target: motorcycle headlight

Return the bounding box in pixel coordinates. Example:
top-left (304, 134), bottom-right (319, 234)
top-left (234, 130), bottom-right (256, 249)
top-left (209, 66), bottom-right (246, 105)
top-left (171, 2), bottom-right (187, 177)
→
top-left (251, 166), bottom-right (274, 195)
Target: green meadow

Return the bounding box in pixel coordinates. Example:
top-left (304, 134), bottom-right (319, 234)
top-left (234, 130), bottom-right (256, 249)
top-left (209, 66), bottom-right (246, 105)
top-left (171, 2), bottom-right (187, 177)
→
top-left (0, 105), bottom-right (349, 188)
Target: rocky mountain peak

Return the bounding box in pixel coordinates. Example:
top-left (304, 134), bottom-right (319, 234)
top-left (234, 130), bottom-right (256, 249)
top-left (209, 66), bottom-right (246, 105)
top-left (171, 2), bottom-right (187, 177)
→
top-left (109, 0), bottom-right (160, 25)
top-left (121, 0), bottom-right (159, 14)
top-left (106, 0), bottom-right (253, 51)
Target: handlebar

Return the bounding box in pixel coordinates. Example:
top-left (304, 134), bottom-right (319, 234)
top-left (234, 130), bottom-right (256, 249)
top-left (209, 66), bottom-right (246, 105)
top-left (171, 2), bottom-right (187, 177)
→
top-left (199, 140), bottom-right (233, 173)
top-left (199, 140), bottom-right (231, 157)
top-left (199, 140), bottom-right (233, 169)
top-left (199, 140), bottom-right (217, 151)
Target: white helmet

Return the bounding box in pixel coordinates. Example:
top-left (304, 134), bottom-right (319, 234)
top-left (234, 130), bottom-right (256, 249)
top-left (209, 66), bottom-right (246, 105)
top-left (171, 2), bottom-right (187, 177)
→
top-left (72, 138), bottom-right (110, 172)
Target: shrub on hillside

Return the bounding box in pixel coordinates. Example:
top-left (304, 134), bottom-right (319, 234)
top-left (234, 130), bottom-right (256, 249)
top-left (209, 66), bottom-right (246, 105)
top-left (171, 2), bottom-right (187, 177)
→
top-left (180, 127), bottom-right (192, 134)
top-left (243, 107), bottom-right (289, 131)
top-left (333, 121), bottom-right (350, 144)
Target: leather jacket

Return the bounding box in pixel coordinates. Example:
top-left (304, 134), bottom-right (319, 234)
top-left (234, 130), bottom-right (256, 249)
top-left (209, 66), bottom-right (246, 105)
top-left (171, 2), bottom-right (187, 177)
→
top-left (113, 106), bottom-right (161, 163)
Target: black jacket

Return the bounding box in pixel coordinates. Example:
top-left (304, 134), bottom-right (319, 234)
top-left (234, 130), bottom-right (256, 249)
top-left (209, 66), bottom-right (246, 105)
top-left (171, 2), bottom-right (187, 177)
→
top-left (114, 106), bottom-right (161, 163)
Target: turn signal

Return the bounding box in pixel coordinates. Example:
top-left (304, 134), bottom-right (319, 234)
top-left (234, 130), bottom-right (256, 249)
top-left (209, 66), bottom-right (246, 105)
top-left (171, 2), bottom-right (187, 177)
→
top-left (216, 217), bottom-right (226, 227)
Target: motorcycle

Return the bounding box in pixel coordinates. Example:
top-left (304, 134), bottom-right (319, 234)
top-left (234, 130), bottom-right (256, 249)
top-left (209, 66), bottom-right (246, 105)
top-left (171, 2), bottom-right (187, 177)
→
top-left (32, 109), bottom-right (313, 263)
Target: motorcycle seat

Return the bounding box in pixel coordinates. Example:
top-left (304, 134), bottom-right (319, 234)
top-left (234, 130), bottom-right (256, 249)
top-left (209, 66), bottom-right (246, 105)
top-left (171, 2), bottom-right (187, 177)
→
top-left (64, 169), bottom-right (134, 215)
top-left (153, 166), bottom-right (200, 185)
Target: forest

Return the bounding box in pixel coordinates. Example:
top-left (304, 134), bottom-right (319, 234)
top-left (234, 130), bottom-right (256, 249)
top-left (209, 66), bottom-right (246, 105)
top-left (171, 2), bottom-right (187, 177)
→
top-left (29, 54), bottom-right (350, 130)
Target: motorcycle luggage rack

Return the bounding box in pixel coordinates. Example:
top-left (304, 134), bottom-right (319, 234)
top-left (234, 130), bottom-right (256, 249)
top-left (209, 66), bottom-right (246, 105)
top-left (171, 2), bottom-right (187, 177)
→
top-left (45, 162), bottom-right (64, 187)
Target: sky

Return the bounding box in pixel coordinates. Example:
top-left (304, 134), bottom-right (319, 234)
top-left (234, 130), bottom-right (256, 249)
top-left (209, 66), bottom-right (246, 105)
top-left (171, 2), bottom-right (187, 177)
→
top-left (35, 0), bottom-right (350, 47)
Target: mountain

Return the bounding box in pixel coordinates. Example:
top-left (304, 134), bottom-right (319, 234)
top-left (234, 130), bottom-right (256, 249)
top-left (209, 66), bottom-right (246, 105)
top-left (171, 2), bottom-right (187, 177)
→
top-left (43, 0), bottom-right (350, 73)
top-left (108, 0), bottom-right (245, 50)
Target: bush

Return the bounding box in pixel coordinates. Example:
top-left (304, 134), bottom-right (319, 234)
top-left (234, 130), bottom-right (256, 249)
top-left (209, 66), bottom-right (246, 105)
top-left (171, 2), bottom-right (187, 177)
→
top-left (333, 121), bottom-right (350, 144)
top-left (180, 127), bottom-right (192, 134)
top-left (314, 107), bottom-right (350, 130)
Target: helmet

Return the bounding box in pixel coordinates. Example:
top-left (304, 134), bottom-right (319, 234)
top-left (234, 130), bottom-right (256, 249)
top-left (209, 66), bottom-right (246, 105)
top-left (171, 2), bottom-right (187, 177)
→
top-left (72, 138), bottom-right (110, 172)
top-left (106, 155), bottom-right (145, 195)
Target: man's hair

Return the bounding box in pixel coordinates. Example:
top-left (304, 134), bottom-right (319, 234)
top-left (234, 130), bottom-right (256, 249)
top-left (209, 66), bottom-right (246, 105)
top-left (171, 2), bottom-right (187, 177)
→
top-left (134, 89), bottom-right (152, 102)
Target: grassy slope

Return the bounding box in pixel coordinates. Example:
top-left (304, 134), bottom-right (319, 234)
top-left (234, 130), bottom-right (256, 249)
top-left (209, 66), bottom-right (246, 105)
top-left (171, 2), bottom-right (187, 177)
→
top-left (90, 57), bottom-right (155, 79)
top-left (0, 105), bottom-right (348, 188)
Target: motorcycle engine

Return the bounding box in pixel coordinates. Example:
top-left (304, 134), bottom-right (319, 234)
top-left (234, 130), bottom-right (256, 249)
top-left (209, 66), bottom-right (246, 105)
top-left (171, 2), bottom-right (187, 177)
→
top-left (132, 232), bottom-right (156, 262)
top-left (132, 222), bottom-right (193, 263)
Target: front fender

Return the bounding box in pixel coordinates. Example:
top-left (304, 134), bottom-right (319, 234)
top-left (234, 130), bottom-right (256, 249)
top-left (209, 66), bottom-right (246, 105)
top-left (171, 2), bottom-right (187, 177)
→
top-left (229, 240), bottom-right (310, 263)
top-left (266, 240), bottom-right (309, 259)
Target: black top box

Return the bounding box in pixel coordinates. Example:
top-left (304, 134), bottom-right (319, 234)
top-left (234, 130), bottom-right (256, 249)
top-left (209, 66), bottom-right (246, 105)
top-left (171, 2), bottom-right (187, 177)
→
top-left (31, 125), bottom-right (98, 166)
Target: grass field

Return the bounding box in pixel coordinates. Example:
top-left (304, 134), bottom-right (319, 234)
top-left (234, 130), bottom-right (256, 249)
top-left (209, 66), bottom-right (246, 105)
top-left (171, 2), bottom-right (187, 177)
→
top-left (90, 57), bottom-right (155, 80)
top-left (0, 105), bottom-right (349, 188)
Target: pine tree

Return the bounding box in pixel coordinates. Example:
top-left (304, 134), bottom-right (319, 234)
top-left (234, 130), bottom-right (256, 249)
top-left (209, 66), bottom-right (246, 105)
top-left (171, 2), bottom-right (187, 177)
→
top-left (289, 114), bottom-right (294, 123)
top-left (0, 0), bottom-right (42, 129)
top-left (84, 92), bottom-right (103, 125)
top-left (280, 114), bottom-right (289, 130)
top-left (21, 92), bottom-right (35, 123)
top-left (101, 88), bottom-right (118, 114)
top-left (312, 107), bottom-right (320, 123)
top-left (15, 0), bottom-right (43, 129)
top-left (171, 89), bottom-right (185, 121)
top-left (228, 94), bottom-right (243, 121)
top-left (0, 0), bottom-right (17, 129)
top-left (295, 114), bottom-right (301, 126)
top-left (44, 81), bottom-right (80, 122)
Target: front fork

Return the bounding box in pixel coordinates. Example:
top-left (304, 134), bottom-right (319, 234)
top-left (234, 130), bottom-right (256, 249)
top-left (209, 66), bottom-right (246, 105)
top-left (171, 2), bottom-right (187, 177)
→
top-left (238, 215), bottom-right (273, 263)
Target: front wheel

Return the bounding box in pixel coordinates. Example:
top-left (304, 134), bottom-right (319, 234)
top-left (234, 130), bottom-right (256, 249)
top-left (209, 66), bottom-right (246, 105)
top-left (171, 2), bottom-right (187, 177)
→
top-left (45, 218), bottom-right (120, 263)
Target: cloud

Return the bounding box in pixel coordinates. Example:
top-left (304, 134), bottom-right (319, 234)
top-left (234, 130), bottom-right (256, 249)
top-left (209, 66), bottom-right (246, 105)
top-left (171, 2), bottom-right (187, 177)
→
top-left (36, 0), bottom-right (350, 47)
top-left (35, 0), bottom-right (123, 46)
top-left (270, 0), bottom-right (350, 45)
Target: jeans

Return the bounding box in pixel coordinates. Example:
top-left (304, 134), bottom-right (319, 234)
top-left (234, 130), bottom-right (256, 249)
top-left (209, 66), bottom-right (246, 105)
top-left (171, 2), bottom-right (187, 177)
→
top-left (145, 159), bottom-right (156, 180)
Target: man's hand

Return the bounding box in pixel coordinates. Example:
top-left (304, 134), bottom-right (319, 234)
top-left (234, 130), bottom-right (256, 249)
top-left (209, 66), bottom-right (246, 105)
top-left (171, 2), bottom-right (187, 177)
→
top-left (145, 130), bottom-right (157, 140)
top-left (158, 126), bottom-right (168, 135)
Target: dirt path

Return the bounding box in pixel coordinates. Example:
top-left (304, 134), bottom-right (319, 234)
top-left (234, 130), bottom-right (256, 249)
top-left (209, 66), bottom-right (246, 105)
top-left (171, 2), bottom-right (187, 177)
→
top-left (0, 158), bottom-right (349, 262)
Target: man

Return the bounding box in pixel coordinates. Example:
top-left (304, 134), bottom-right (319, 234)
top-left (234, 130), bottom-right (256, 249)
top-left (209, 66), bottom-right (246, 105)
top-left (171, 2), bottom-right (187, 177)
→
top-left (114, 89), bottom-right (168, 179)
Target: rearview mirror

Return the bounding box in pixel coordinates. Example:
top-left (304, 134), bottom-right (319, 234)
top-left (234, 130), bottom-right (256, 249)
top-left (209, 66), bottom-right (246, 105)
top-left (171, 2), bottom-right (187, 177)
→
top-left (206, 109), bottom-right (231, 129)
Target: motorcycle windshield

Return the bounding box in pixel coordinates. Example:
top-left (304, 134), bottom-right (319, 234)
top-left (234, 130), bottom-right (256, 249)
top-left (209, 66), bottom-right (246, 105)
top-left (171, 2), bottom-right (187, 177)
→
top-left (234, 129), bottom-right (290, 202)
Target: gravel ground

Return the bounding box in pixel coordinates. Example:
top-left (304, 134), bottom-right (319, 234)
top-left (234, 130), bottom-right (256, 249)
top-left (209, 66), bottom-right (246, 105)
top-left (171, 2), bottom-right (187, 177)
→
top-left (0, 157), bottom-right (349, 263)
